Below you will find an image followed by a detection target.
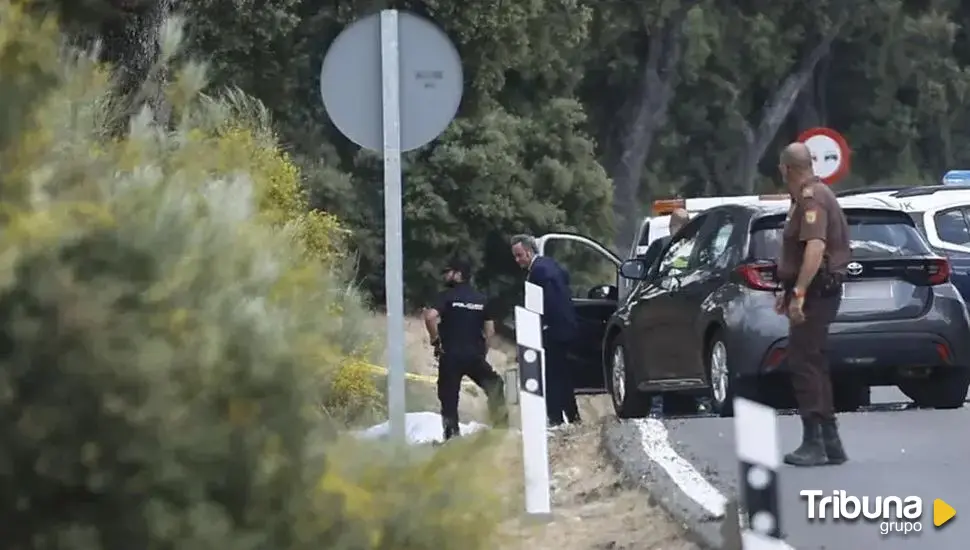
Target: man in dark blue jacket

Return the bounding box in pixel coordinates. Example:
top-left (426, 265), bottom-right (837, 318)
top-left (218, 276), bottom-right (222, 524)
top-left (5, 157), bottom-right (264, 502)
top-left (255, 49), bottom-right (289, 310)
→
top-left (511, 234), bottom-right (580, 429)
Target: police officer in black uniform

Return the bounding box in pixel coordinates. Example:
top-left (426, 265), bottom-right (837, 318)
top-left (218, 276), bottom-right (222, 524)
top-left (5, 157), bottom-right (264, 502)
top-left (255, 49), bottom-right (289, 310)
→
top-left (423, 258), bottom-right (508, 440)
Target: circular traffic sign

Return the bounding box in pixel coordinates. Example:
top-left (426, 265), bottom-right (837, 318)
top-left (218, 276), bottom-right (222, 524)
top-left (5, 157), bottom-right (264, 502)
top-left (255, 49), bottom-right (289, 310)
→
top-left (797, 127), bottom-right (850, 185)
top-left (320, 12), bottom-right (463, 152)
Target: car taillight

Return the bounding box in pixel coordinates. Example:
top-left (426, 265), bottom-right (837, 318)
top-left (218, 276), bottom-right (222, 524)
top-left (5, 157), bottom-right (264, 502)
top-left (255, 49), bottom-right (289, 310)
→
top-left (936, 342), bottom-right (951, 364)
top-left (927, 258), bottom-right (951, 285)
top-left (763, 347), bottom-right (787, 370)
top-left (735, 262), bottom-right (782, 291)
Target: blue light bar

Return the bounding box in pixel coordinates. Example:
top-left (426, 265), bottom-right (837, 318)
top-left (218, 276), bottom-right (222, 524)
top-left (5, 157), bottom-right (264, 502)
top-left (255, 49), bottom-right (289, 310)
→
top-left (942, 170), bottom-right (970, 185)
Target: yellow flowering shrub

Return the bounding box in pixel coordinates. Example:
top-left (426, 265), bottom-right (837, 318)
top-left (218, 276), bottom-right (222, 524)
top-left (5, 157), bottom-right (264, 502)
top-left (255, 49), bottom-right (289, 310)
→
top-left (328, 357), bottom-right (386, 421)
top-left (0, 4), bottom-right (502, 549)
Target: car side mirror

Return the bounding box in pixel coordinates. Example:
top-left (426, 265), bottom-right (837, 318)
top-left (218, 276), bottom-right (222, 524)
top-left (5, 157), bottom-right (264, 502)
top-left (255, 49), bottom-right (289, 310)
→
top-left (587, 285), bottom-right (618, 301)
top-left (619, 259), bottom-right (648, 280)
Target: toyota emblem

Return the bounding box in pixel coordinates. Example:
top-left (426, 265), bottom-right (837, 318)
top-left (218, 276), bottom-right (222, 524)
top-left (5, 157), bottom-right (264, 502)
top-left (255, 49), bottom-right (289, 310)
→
top-left (846, 262), bottom-right (863, 276)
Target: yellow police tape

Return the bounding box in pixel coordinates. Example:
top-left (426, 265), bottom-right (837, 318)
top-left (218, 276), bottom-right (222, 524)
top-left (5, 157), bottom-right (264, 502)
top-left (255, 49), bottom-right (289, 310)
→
top-left (361, 362), bottom-right (476, 387)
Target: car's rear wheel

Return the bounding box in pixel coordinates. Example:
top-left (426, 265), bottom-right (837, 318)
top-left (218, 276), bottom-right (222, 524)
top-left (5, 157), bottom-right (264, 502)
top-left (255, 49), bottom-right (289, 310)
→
top-left (833, 378), bottom-right (871, 412)
top-left (661, 393), bottom-right (700, 415)
top-left (705, 331), bottom-right (753, 417)
top-left (607, 334), bottom-right (653, 419)
top-left (897, 367), bottom-right (970, 409)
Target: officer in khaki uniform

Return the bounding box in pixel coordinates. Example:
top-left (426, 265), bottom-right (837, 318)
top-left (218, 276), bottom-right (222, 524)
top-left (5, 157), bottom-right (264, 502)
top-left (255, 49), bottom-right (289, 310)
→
top-left (776, 142), bottom-right (851, 467)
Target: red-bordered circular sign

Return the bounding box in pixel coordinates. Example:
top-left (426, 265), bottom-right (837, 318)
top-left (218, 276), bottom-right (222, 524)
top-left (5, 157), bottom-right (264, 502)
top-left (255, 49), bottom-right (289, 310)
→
top-left (797, 127), bottom-right (851, 185)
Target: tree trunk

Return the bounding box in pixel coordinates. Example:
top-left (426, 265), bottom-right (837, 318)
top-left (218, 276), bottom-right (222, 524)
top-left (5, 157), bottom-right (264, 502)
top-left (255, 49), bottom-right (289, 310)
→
top-left (794, 56), bottom-right (832, 131)
top-left (794, 77), bottom-right (821, 131)
top-left (815, 55), bottom-right (831, 124)
top-left (728, 20), bottom-right (847, 194)
top-left (604, 1), bottom-right (700, 252)
top-left (100, 0), bottom-right (174, 129)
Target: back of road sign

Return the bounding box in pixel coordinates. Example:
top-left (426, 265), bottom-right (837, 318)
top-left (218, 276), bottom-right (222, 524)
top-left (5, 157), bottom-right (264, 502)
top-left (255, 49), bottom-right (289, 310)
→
top-left (320, 12), bottom-right (463, 152)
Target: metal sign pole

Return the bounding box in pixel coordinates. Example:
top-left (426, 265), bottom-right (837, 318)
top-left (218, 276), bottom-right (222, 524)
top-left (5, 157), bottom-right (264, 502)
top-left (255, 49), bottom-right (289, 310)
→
top-left (320, 10), bottom-right (463, 444)
top-left (379, 9), bottom-right (406, 443)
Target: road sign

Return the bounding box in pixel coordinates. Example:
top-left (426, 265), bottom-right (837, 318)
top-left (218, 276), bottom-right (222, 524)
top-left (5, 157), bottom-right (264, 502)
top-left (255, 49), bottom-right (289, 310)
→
top-left (320, 11), bottom-right (463, 153)
top-left (797, 127), bottom-right (851, 185)
top-left (320, 11), bottom-right (463, 444)
top-left (942, 170), bottom-right (970, 185)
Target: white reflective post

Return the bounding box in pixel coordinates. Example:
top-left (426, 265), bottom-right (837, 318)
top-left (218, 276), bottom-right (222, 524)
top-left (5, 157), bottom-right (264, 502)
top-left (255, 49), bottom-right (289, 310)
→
top-left (515, 281), bottom-right (551, 517)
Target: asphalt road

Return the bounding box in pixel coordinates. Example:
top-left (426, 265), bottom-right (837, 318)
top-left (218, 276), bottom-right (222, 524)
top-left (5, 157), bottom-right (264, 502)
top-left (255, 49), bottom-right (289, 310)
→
top-left (604, 386), bottom-right (969, 550)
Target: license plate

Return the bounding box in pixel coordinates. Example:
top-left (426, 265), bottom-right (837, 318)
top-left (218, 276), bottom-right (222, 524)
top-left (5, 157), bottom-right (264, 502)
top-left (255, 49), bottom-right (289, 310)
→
top-left (842, 281), bottom-right (892, 299)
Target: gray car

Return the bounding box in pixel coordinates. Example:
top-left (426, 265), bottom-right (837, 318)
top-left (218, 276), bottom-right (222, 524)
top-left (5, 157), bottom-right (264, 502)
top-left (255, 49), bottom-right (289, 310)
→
top-left (595, 196), bottom-right (970, 417)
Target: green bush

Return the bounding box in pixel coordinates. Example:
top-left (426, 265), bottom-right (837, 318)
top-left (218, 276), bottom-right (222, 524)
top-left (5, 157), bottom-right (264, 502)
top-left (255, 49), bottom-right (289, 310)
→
top-left (0, 4), bottom-right (503, 548)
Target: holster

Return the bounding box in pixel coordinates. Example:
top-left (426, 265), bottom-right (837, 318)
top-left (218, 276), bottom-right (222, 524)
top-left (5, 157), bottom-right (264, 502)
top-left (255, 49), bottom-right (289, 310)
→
top-left (781, 269), bottom-right (844, 301)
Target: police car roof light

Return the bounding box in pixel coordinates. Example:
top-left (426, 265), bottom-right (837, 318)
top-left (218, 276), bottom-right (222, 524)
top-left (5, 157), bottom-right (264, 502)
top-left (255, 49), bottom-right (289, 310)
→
top-left (942, 169), bottom-right (970, 185)
top-left (651, 195), bottom-right (789, 216)
top-left (652, 199), bottom-right (685, 215)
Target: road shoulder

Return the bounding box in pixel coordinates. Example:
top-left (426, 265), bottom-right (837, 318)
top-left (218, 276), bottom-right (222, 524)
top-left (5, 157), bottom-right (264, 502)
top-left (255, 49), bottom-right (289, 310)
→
top-left (603, 417), bottom-right (739, 550)
top-left (494, 397), bottom-right (699, 549)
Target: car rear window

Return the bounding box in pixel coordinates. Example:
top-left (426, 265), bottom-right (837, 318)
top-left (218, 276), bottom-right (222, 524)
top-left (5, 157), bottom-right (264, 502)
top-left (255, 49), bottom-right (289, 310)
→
top-left (749, 209), bottom-right (931, 260)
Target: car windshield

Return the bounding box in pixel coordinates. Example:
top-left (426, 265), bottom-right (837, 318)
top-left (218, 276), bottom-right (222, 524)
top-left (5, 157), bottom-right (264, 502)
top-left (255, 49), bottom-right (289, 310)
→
top-left (749, 209), bottom-right (931, 260)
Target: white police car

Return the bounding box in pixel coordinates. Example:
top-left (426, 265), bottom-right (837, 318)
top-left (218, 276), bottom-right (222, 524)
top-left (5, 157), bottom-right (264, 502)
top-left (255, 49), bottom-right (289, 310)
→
top-left (837, 184), bottom-right (970, 302)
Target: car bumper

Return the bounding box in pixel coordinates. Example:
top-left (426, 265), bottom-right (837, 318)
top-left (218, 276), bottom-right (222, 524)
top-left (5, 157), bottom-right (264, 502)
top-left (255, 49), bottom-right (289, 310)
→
top-left (723, 287), bottom-right (970, 379)
top-left (759, 331), bottom-right (961, 377)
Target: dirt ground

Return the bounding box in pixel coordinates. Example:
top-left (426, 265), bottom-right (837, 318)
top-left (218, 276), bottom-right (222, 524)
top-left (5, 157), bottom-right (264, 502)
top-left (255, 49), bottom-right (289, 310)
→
top-left (490, 396), bottom-right (699, 550)
top-left (400, 317), bottom-right (698, 550)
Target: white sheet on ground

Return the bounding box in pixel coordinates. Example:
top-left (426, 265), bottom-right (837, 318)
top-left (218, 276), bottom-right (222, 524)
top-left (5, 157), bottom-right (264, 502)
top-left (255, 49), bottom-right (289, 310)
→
top-left (355, 411), bottom-right (489, 444)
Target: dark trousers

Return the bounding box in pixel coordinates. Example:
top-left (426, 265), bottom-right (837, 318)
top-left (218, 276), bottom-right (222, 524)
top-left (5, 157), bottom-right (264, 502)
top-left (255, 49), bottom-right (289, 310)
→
top-left (437, 353), bottom-right (508, 439)
top-left (544, 339), bottom-right (580, 425)
top-left (787, 293), bottom-right (841, 421)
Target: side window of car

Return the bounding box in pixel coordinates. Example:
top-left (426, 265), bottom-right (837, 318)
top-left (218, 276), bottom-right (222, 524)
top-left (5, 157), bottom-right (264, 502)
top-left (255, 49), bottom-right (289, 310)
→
top-left (934, 208), bottom-right (970, 247)
top-left (657, 216), bottom-right (705, 276)
top-left (696, 217), bottom-right (736, 269)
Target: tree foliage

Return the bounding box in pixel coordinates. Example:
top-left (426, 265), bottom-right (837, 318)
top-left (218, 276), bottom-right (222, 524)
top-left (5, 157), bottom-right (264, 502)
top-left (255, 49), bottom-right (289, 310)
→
top-left (160, 0), bottom-right (970, 307)
top-left (0, 4), bottom-right (503, 547)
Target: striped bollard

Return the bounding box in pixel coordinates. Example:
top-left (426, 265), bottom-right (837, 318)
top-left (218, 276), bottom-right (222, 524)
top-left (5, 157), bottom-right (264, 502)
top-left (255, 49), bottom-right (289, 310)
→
top-left (734, 397), bottom-right (789, 549)
top-left (514, 281), bottom-right (552, 518)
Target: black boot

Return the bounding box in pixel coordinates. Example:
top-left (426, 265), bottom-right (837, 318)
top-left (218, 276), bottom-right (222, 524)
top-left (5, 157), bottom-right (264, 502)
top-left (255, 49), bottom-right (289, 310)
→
top-left (442, 417), bottom-right (460, 442)
top-left (784, 416), bottom-right (828, 467)
top-left (485, 378), bottom-right (510, 429)
top-left (821, 418), bottom-right (848, 465)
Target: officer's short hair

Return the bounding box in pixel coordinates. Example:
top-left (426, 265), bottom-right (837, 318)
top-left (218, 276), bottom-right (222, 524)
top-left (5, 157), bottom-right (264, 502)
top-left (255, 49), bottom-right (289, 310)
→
top-left (780, 142), bottom-right (813, 170)
top-left (444, 258), bottom-right (472, 280)
top-left (510, 234), bottom-right (538, 253)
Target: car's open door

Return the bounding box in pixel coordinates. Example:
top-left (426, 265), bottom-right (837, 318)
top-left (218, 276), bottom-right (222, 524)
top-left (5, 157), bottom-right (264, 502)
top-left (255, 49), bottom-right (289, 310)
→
top-left (535, 233), bottom-right (621, 393)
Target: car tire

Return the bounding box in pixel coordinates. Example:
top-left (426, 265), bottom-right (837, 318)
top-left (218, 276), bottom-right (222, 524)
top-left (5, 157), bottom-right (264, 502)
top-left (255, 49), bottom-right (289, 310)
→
top-left (897, 367), bottom-right (970, 409)
top-left (834, 380), bottom-right (870, 412)
top-left (705, 330), bottom-right (746, 417)
top-left (606, 334), bottom-right (653, 419)
top-left (661, 393), bottom-right (700, 416)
